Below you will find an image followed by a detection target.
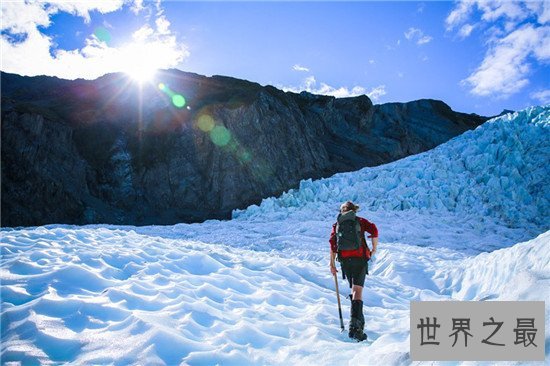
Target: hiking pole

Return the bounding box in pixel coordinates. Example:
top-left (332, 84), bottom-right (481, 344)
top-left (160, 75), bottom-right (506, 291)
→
top-left (333, 273), bottom-right (345, 332)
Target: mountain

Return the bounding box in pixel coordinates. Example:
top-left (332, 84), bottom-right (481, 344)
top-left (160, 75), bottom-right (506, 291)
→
top-left (1, 106), bottom-right (548, 364)
top-left (1, 69), bottom-right (488, 226)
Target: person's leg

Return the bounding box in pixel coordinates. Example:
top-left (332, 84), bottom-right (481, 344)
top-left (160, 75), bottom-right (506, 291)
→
top-left (351, 285), bottom-right (363, 301)
top-left (349, 260), bottom-right (367, 341)
top-left (340, 259), bottom-right (353, 288)
top-left (349, 299), bottom-right (366, 340)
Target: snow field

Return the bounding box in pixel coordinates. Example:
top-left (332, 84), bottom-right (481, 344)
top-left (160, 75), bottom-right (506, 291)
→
top-left (2, 226), bottom-right (548, 365)
top-left (0, 227), bottom-right (422, 365)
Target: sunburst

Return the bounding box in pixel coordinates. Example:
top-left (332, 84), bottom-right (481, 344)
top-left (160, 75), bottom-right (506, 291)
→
top-left (121, 42), bottom-right (159, 83)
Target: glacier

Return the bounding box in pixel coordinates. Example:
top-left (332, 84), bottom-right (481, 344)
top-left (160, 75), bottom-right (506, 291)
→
top-left (1, 106), bottom-right (549, 365)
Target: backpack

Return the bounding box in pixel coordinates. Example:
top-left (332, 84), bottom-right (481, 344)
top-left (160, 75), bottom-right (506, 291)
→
top-left (335, 211), bottom-right (363, 251)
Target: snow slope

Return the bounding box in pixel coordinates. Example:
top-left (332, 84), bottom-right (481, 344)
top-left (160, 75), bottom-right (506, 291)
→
top-left (236, 106), bottom-right (549, 224)
top-left (1, 106), bottom-right (549, 365)
top-left (233, 106), bottom-right (549, 251)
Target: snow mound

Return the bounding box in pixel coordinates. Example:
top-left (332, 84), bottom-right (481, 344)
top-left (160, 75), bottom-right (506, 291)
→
top-left (235, 106), bottom-right (550, 231)
top-left (437, 230), bottom-right (550, 302)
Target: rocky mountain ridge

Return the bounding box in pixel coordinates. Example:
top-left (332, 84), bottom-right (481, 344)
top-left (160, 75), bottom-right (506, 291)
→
top-left (1, 69), bottom-right (488, 226)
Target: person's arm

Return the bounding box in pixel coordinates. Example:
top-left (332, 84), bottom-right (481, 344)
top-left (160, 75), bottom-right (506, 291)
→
top-left (371, 237), bottom-right (378, 256)
top-left (330, 249), bottom-right (338, 275)
top-left (360, 218), bottom-right (379, 255)
top-left (329, 224), bottom-right (338, 274)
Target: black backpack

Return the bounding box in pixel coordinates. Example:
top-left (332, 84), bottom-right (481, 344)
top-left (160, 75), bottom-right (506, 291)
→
top-left (335, 211), bottom-right (363, 251)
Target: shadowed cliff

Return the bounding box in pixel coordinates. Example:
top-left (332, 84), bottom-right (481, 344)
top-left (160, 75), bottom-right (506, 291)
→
top-left (1, 69), bottom-right (488, 226)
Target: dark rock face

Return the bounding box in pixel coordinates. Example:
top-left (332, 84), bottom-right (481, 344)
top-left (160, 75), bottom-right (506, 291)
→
top-left (1, 70), bottom-right (488, 226)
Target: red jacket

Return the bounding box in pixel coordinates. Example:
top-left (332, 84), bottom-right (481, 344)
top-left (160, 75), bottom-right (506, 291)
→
top-left (330, 217), bottom-right (378, 259)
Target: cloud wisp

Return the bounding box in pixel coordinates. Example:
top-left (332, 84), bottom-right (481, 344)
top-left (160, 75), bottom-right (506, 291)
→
top-left (404, 27), bottom-right (433, 45)
top-left (446, 0), bottom-right (550, 99)
top-left (281, 76), bottom-right (386, 102)
top-left (530, 89), bottom-right (550, 105)
top-left (458, 23), bottom-right (475, 38)
top-left (292, 64), bottom-right (310, 72)
top-left (0, 1), bottom-right (188, 80)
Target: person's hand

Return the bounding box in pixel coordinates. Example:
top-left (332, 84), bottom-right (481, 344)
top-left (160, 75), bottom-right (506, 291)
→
top-left (330, 264), bottom-right (338, 275)
top-left (370, 249), bottom-right (376, 257)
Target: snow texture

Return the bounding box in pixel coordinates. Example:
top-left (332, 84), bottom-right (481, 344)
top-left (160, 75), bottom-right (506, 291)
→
top-left (1, 106), bottom-right (549, 365)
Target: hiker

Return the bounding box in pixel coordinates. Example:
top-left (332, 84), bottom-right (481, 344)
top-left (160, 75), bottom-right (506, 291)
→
top-left (329, 200), bottom-right (378, 341)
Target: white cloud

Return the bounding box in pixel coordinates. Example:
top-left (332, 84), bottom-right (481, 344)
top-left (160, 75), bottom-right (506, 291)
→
top-left (156, 15), bottom-right (171, 35)
top-left (1, 1), bottom-right (51, 34)
top-left (445, 0), bottom-right (474, 30)
top-left (404, 27), bottom-right (432, 45)
top-left (303, 75), bottom-right (316, 89)
top-left (48, 0), bottom-right (125, 23)
top-left (292, 64), bottom-right (309, 72)
top-left (131, 0), bottom-right (145, 14)
top-left (368, 59), bottom-right (375, 64)
top-left (366, 85), bottom-right (387, 102)
top-left (462, 24), bottom-right (550, 97)
top-left (405, 27), bottom-right (422, 40)
top-left (525, 1), bottom-right (550, 24)
top-left (0, 1), bottom-right (189, 80)
top-left (448, 1), bottom-right (550, 30)
top-left (281, 76), bottom-right (386, 101)
top-left (459, 23), bottom-right (475, 38)
top-left (533, 26), bottom-right (550, 59)
top-left (530, 89), bottom-right (550, 105)
top-left (448, 1), bottom-right (550, 98)
top-left (133, 25), bottom-right (155, 41)
top-left (477, 0), bottom-right (527, 23)
top-left (417, 35), bottom-right (433, 45)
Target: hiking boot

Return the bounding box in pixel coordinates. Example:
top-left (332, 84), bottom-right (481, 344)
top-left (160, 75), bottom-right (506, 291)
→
top-left (349, 327), bottom-right (368, 341)
top-left (349, 300), bottom-right (367, 341)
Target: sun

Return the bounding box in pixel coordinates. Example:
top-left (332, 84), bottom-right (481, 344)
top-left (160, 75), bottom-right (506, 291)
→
top-left (126, 64), bottom-right (157, 83)
top-left (121, 42), bottom-right (160, 83)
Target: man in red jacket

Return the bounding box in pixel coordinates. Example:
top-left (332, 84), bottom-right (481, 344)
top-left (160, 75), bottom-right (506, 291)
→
top-left (329, 201), bottom-right (378, 341)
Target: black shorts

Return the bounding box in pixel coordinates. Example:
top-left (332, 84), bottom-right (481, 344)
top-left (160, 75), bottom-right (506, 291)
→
top-left (340, 257), bottom-right (368, 288)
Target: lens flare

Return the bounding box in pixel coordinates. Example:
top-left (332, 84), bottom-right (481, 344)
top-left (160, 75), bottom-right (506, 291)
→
top-left (227, 140), bottom-right (239, 152)
top-left (172, 95), bottom-right (186, 108)
top-left (197, 115), bottom-right (215, 132)
top-left (158, 83), bottom-right (187, 108)
top-left (239, 151), bottom-right (252, 162)
top-left (193, 110), bottom-right (273, 184)
top-left (94, 27), bottom-right (111, 45)
top-left (210, 125), bottom-right (231, 146)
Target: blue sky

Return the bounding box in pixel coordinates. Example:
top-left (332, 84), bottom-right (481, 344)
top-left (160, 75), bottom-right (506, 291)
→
top-left (1, 1), bottom-right (549, 116)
